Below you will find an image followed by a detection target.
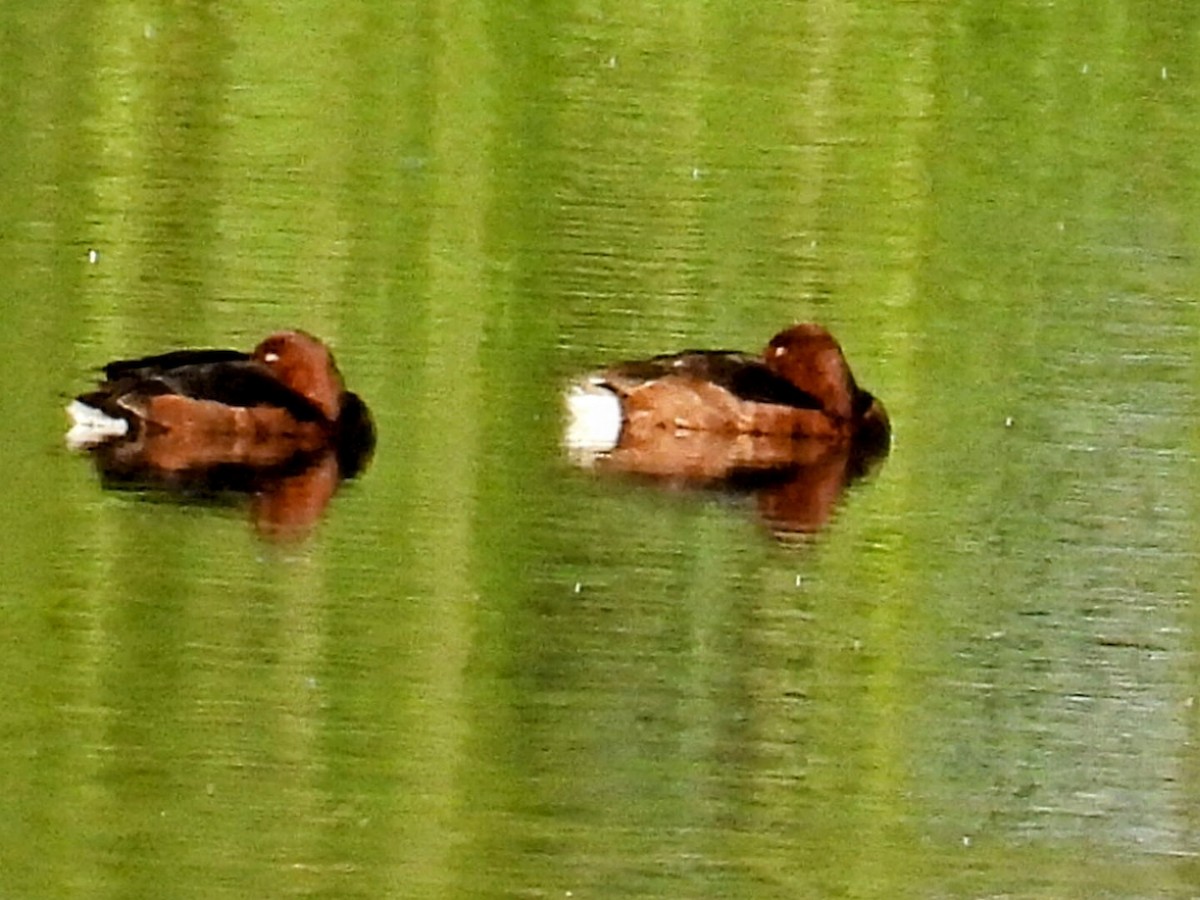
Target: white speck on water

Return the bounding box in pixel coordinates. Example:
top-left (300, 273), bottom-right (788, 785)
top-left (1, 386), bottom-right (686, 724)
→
top-left (573, 582), bottom-right (581, 594)
top-left (1162, 66), bottom-right (1168, 80)
top-left (1081, 62), bottom-right (1089, 75)
top-left (1004, 416), bottom-right (1014, 428)
top-left (87, 248), bottom-right (99, 264)
top-left (605, 56), bottom-right (617, 68)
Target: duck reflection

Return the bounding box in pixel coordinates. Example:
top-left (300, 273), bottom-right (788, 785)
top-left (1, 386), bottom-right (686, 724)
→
top-left (66, 330), bottom-right (375, 539)
top-left (568, 424), bottom-right (888, 537)
top-left (80, 417), bottom-right (375, 539)
top-left (565, 323), bottom-right (889, 537)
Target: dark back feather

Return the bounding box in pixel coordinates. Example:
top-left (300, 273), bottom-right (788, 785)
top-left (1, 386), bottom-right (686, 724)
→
top-left (103, 349), bottom-right (251, 381)
top-left (101, 355), bottom-right (328, 424)
top-left (608, 350), bottom-right (824, 410)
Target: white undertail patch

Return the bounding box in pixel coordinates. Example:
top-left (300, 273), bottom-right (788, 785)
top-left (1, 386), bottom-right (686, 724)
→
top-left (564, 380), bottom-right (622, 457)
top-left (65, 400), bottom-right (129, 448)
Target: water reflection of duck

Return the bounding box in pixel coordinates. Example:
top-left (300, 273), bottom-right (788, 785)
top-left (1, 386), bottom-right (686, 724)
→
top-left (565, 323), bottom-right (889, 536)
top-left (66, 330), bottom-right (375, 538)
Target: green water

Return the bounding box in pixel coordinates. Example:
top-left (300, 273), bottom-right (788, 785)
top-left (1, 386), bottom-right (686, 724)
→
top-left (2, 1), bottom-right (1200, 897)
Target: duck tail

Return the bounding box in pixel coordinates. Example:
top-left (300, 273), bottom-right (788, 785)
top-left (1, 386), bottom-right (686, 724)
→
top-left (564, 378), bottom-right (623, 454)
top-left (65, 395), bottom-right (130, 447)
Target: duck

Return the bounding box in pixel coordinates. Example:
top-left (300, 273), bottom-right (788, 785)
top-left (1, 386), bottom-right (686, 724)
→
top-left (565, 323), bottom-right (890, 455)
top-left (66, 330), bottom-right (375, 473)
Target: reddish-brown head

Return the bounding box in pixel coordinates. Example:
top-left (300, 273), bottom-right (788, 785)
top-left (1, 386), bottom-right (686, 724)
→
top-left (763, 324), bottom-right (858, 420)
top-left (254, 331), bottom-right (345, 421)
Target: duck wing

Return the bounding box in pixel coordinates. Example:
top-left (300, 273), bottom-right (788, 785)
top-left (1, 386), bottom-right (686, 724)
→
top-left (603, 350), bottom-right (824, 410)
top-left (103, 348), bottom-right (251, 381)
top-left (102, 355), bottom-right (327, 423)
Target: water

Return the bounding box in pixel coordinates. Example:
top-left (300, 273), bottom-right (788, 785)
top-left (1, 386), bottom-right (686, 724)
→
top-left (2, 1), bottom-right (1200, 897)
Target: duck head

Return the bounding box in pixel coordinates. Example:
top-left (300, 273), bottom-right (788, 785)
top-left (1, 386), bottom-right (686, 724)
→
top-left (763, 324), bottom-right (859, 421)
top-left (254, 330), bottom-right (345, 421)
